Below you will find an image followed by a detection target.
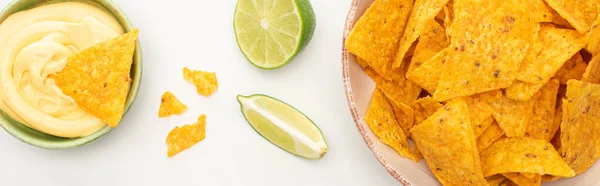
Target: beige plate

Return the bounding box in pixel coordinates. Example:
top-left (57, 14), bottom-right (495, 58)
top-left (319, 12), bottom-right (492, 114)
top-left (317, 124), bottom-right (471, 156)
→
top-left (341, 0), bottom-right (600, 185)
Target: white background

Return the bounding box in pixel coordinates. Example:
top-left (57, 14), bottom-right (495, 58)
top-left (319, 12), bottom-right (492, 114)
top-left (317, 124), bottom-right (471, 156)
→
top-left (0, 0), bottom-right (402, 185)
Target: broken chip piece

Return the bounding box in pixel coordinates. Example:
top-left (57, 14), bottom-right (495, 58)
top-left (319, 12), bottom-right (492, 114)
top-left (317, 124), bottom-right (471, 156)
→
top-left (166, 114), bottom-right (207, 157)
top-left (158, 91), bottom-right (188, 117)
top-left (52, 29), bottom-right (139, 128)
top-left (365, 88), bottom-right (419, 161)
top-left (560, 80), bottom-right (600, 174)
top-left (183, 67), bottom-right (218, 96)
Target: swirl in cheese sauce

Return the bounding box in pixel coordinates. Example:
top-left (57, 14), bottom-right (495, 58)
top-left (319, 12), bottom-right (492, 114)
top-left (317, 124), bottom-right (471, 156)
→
top-left (0, 2), bottom-right (124, 138)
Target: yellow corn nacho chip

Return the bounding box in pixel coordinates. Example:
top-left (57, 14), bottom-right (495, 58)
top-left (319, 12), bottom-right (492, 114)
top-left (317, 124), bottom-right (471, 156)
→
top-left (474, 116), bottom-right (495, 138)
top-left (433, 0), bottom-right (553, 101)
top-left (389, 98), bottom-right (416, 138)
top-left (555, 53), bottom-right (587, 84)
top-left (365, 89), bottom-right (419, 161)
top-left (410, 98), bottom-right (487, 186)
top-left (442, 3), bottom-right (453, 31)
top-left (52, 29), bottom-right (138, 128)
top-left (477, 121), bottom-right (505, 152)
top-left (516, 25), bottom-right (587, 84)
top-left (544, 0), bottom-right (600, 34)
top-left (489, 93), bottom-right (539, 137)
top-left (464, 94), bottom-right (495, 136)
top-left (356, 57), bottom-right (369, 68)
top-left (407, 48), bottom-right (448, 94)
top-left (520, 172), bottom-right (537, 179)
top-left (505, 80), bottom-right (546, 101)
top-left (166, 114), bottom-right (207, 157)
top-left (526, 79), bottom-right (560, 140)
top-left (183, 67), bottom-right (218, 96)
top-left (542, 174), bottom-right (563, 182)
top-left (158, 91), bottom-right (188, 117)
top-left (486, 174), bottom-right (507, 186)
top-left (529, 0), bottom-right (554, 23)
top-left (393, 0), bottom-right (450, 68)
top-left (586, 15), bottom-right (600, 55)
top-left (502, 173), bottom-right (542, 186)
top-left (364, 62), bottom-right (422, 105)
top-left (560, 80), bottom-right (600, 174)
top-left (345, 0), bottom-right (413, 77)
top-left (582, 54), bottom-right (600, 84)
top-left (408, 20), bottom-right (448, 75)
top-left (409, 96), bottom-right (443, 125)
top-left (480, 137), bottom-right (575, 177)
top-left (549, 6), bottom-right (574, 29)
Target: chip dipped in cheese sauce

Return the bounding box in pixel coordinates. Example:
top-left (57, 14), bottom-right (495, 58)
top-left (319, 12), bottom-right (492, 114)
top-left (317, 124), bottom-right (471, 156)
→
top-left (0, 2), bottom-right (124, 138)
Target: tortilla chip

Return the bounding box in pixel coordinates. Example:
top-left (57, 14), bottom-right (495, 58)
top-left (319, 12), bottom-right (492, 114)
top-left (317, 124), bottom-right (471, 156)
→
top-left (393, 0), bottom-right (450, 68)
top-left (408, 20), bottom-right (448, 75)
top-left (52, 29), bottom-right (138, 128)
top-left (502, 173), bottom-right (542, 186)
top-left (407, 49), bottom-right (448, 94)
top-left (464, 95), bottom-right (495, 136)
top-left (345, 0), bottom-right (413, 77)
top-left (586, 15), bottom-right (600, 55)
top-left (554, 53), bottom-right (587, 84)
top-left (389, 98), bottom-right (416, 138)
top-left (166, 114), bottom-right (207, 157)
top-left (480, 137), bottom-right (575, 177)
top-left (183, 67), bottom-right (218, 96)
top-left (551, 109), bottom-right (563, 150)
top-left (560, 80), bottom-right (600, 174)
top-left (474, 117), bottom-right (495, 137)
top-left (356, 57), bottom-right (369, 68)
top-left (410, 98), bottom-right (487, 185)
top-left (542, 175), bottom-right (563, 182)
top-left (486, 174), bottom-right (507, 186)
top-left (477, 121), bottom-right (505, 152)
top-left (504, 80), bottom-right (545, 101)
top-left (549, 6), bottom-right (574, 29)
top-left (409, 96), bottom-right (443, 125)
top-left (489, 93), bottom-right (539, 137)
top-left (544, 0), bottom-right (600, 33)
top-left (158, 91), bottom-right (188, 117)
top-left (582, 54), bottom-right (600, 83)
top-left (442, 3), bottom-right (453, 31)
top-left (526, 79), bottom-right (560, 140)
top-left (516, 25), bottom-right (587, 84)
top-left (433, 0), bottom-right (543, 101)
top-left (529, 0), bottom-right (554, 22)
top-left (364, 64), bottom-right (422, 105)
top-left (365, 89), bottom-right (419, 161)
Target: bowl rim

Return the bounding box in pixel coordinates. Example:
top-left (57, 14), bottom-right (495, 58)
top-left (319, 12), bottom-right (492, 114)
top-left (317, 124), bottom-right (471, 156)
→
top-left (0, 0), bottom-right (143, 150)
top-left (341, 0), bottom-right (412, 185)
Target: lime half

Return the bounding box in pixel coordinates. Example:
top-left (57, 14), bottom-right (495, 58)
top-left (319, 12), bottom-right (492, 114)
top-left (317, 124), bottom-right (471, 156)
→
top-left (237, 94), bottom-right (327, 159)
top-left (233, 0), bottom-right (316, 69)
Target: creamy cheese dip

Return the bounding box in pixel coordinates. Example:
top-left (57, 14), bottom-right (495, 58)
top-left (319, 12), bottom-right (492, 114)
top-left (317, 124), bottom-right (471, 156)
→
top-left (0, 2), bottom-right (124, 138)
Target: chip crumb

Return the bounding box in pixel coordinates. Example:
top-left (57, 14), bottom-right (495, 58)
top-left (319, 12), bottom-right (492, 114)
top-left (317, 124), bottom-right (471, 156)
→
top-left (167, 114), bottom-right (207, 157)
top-left (183, 67), bottom-right (218, 96)
top-left (158, 91), bottom-right (188, 117)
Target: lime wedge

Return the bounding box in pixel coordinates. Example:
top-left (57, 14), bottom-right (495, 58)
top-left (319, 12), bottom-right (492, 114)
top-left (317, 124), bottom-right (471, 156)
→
top-left (233, 0), bottom-right (316, 69)
top-left (236, 94), bottom-right (327, 159)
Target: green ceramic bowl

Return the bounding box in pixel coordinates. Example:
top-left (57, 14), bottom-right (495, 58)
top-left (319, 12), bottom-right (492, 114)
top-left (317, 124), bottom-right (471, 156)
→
top-left (0, 0), bottom-right (142, 149)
